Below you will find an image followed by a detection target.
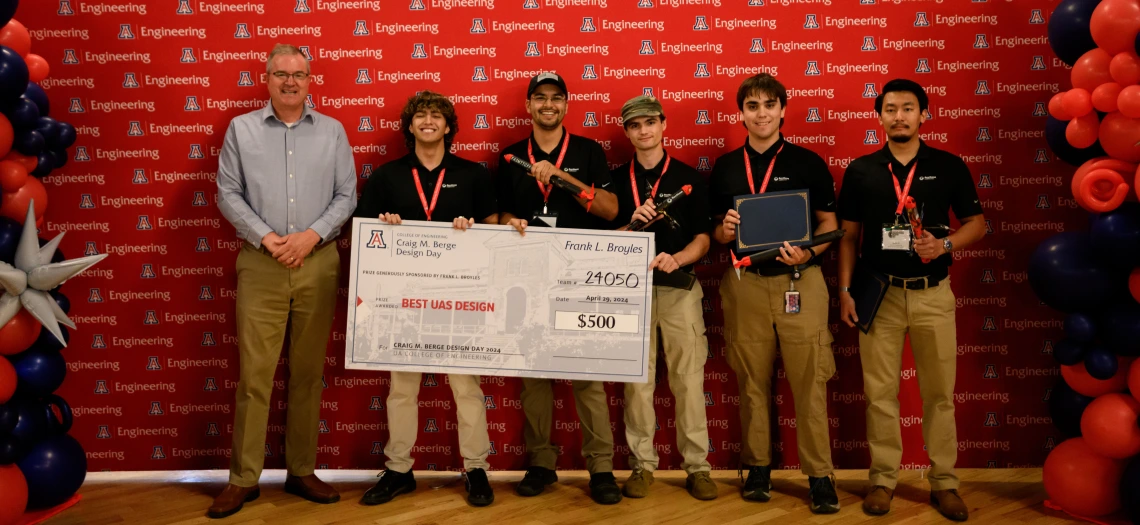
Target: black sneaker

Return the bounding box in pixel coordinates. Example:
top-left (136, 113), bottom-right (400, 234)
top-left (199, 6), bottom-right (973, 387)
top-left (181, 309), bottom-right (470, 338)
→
top-left (360, 470), bottom-right (416, 505)
top-left (465, 468), bottom-right (494, 507)
top-left (741, 465), bottom-right (772, 502)
top-left (516, 466), bottom-right (558, 497)
top-left (808, 475), bottom-right (840, 514)
top-left (589, 472), bottom-right (622, 505)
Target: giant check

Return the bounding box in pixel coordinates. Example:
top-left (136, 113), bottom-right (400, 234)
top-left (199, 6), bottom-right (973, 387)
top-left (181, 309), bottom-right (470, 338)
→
top-left (344, 219), bottom-right (655, 383)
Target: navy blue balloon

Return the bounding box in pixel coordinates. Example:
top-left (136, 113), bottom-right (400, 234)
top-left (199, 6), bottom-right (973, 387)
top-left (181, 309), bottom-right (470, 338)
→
top-left (50, 290), bottom-right (70, 314)
top-left (1054, 339), bottom-right (1086, 365)
top-left (0, 216), bottom-right (18, 263)
top-left (1049, 0), bottom-right (1101, 66)
top-left (0, 435), bottom-right (26, 465)
top-left (1090, 204), bottom-right (1140, 270)
top-left (14, 129), bottom-right (42, 156)
top-left (48, 148), bottom-right (66, 171)
top-left (1123, 457), bottom-right (1140, 525)
top-left (0, 403), bottom-right (15, 435)
top-left (10, 399), bottom-right (46, 443)
top-left (11, 349), bottom-right (66, 397)
top-left (31, 326), bottom-right (67, 353)
top-left (1101, 303), bottom-right (1140, 356)
top-left (56, 122), bottom-right (76, 148)
top-left (1084, 346), bottom-right (1118, 379)
top-left (31, 150), bottom-right (51, 176)
top-left (1064, 313), bottom-right (1098, 343)
top-left (22, 83), bottom-right (47, 117)
top-left (4, 97), bottom-right (38, 130)
top-left (18, 434), bottom-right (87, 509)
top-left (1050, 379), bottom-right (1096, 438)
top-left (34, 117), bottom-right (59, 150)
top-left (1028, 232), bottom-right (1131, 313)
top-left (0, 46), bottom-right (26, 105)
top-left (0, 1), bottom-right (18, 27)
top-left (1046, 116), bottom-right (1107, 166)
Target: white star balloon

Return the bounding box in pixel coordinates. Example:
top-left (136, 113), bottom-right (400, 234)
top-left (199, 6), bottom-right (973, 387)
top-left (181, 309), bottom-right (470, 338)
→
top-left (0, 200), bottom-right (108, 347)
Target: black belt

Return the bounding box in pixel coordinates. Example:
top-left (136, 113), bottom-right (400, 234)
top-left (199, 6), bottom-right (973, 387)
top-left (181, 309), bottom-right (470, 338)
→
top-left (747, 262), bottom-right (817, 277)
top-left (887, 273), bottom-right (946, 290)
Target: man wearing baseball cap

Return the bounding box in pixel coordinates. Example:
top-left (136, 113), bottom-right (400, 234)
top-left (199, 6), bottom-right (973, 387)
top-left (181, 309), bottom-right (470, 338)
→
top-left (496, 72), bottom-right (622, 505)
top-left (610, 96), bottom-right (717, 500)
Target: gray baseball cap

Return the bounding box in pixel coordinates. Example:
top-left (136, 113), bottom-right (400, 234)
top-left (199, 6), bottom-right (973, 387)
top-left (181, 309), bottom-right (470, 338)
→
top-left (527, 72), bottom-right (568, 97)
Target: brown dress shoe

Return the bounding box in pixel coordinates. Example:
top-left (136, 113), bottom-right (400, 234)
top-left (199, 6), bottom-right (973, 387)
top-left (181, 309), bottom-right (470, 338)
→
top-left (931, 489), bottom-right (969, 521)
top-left (285, 474), bottom-right (341, 504)
top-left (863, 485), bottom-right (894, 516)
top-left (208, 484), bottom-right (260, 519)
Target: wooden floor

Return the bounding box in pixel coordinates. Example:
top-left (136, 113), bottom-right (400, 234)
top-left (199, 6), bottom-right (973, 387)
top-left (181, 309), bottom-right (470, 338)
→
top-left (47, 469), bottom-right (1086, 525)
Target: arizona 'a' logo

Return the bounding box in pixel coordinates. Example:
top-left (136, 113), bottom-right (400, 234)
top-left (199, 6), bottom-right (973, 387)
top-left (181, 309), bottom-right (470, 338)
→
top-left (980, 269), bottom-right (996, 283)
top-left (708, 439), bottom-right (716, 453)
top-left (237, 71), bottom-right (255, 86)
top-left (411, 43), bottom-right (428, 59)
top-left (141, 263), bottom-right (157, 279)
top-left (149, 401), bottom-right (165, 415)
top-left (696, 157), bottom-right (711, 171)
top-left (695, 110), bottom-right (711, 125)
top-left (180, 48), bottom-right (198, 63)
top-left (983, 364), bottom-right (999, 378)
top-left (523, 0), bottom-right (539, 8)
top-left (177, 0), bottom-right (194, 14)
top-left (473, 114), bottom-right (490, 129)
top-left (580, 17), bottom-right (596, 32)
top-left (152, 446), bottom-right (167, 459)
top-left (58, 0), bottom-right (76, 15)
top-left (123, 72), bottom-right (140, 88)
top-left (974, 34), bottom-right (990, 49)
top-left (526, 42), bottom-right (542, 57)
top-left (484, 395), bottom-right (497, 409)
top-left (97, 425), bottom-right (111, 439)
top-left (977, 173), bottom-right (993, 188)
top-left (1035, 194), bottom-right (1050, 209)
top-left (355, 69), bottom-right (373, 84)
top-left (983, 412), bottom-right (999, 427)
top-left (295, 0), bottom-right (312, 12)
top-left (863, 130), bottom-right (880, 145)
top-left (804, 14), bottom-right (819, 29)
top-left (360, 164), bottom-right (374, 179)
top-left (192, 191), bottom-right (209, 207)
top-left (144, 310), bottom-right (160, 325)
top-left (750, 38), bottom-right (766, 53)
top-left (472, 66), bottom-right (489, 81)
top-left (371, 441), bottom-right (385, 454)
top-left (582, 64), bottom-right (598, 80)
top-left (423, 374), bottom-right (439, 387)
top-left (204, 377), bottom-right (219, 391)
top-left (916, 58), bottom-right (931, 74)
top-left (180, 96), bottom-right (201, 112)
top-left (1033, 102), bottom-right (1048, 117)
top-left (975, 80), bottom-right (991, 95)
top-left (264, 444), bottom-right (273, 457)
top-left (1041, 339), bottom-right (1055, 354)
top-left (704, 392), bottom-right (714, 406)
top-left (354, 20), bottom-right (371, 35)
top-left (1030, 56), bottom-right (1046, 71)
top-left (914, 12), bottom-right (930, 26)
top-left (748, 0), bottom-right (763, 5)
top-left (982, 316), bottom-right (997, 331)
top-left (92, 335), bottom-right (108, 349)
top-left (369, 396), bottom-right (385, 410)
top-left (1044, 436), bottom-right (1056, 450)
top-left (1034, 149), bottom-right (1050, 163)
top-left (85, 242), bottom-right (99, 256)
top-left (806, 108), bottom-right (822, 122)
top-left (74, 146), bottom-right (91, 162)
top-left (639, 40), bottom-right (654, 55)
top-left (976, 127), bottom-right (993, 142)
top-left (137, 215), bottom-right (154, 230)
top-left (694, 63), bottom-right (710, 78)
top-left (299, 46), bottom-right (313, 61)
top-left (201, 332), bottom-right (217, 346)
top-left (862, 83), bottom-right (879, 98)
top-left (366, 230), bottom-right (387, 248)
top-left (642, 87), bottom-right (654, 97)
top-left (985, 219), bottom-right (994, 234)
top-left (234, 23), bottom-right (251, 38)
top-left (804, 61), bottom-right (821, 76)
top-left (80, 194), bottom-right (95, 209)
top-left (318, 420), bottom-right (330, 433)
top-left (694, 16), bottom-right (709, 30)
top-left (195, 237), bottom-right (211, 252)
top-left (582, 112), bottom-right (599, 127)
top-left (1029, 9), bottom-right (1046, 24)
top-left (488, 441), bottom-right (498, 455)
top-left (127, 121), bottom-right (144, 136)
top-left (471, 18), bottom-right (487, 33)
top-left (206, 422), bottom-right (221, 436)
top-left (702, 298), bottom-right (713, 312)
top-left (94, 380), bottom-right (110, 394)
top-left (423, 418), bottom-right (440, 432)
top-left (63, 49), bottom-right (80, 64)
top-left (118, 24), bottom-right (136, 39)
top-left (638, 0), bottom-right (653, 6)
top-left (88, 288), bottom-right (105, 303)
top-left (409, 0), bottom-right (426, 9)
top-left (861, 36), bottom-right (878, 51)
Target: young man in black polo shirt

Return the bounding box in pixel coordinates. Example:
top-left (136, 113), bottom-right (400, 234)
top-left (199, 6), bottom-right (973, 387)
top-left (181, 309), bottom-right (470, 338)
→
top-left (610, 95), bottom-right (718, 501)
top-left (709, 74), bottom-right (840, 513)
top-left (837, 79), bottom-right (984, 522)
top-left (496, 72), bottom-right (623, 505)
top-left (354, 91), bottom-right (498, 508)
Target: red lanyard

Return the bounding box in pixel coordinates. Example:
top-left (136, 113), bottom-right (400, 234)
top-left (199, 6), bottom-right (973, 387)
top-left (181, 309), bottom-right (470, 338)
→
top-left (528, 131), bottom-right (570, 203)
top-left (411, 167), bottom-right (446, 221)
top-left (630, 153), bottom-right (671, 207)
top-left (889, 162), bottom-right (918, 215)
top-left (744, 144), bottom-right (783, 194)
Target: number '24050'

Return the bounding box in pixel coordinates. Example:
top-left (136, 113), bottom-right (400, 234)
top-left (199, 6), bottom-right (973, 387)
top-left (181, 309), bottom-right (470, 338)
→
top-left (584, 271), bottom-right (640, 288)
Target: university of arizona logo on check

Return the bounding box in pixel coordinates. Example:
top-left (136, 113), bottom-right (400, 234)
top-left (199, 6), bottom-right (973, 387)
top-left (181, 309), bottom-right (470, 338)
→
top-left (344, 219), bottom-right (655, 383)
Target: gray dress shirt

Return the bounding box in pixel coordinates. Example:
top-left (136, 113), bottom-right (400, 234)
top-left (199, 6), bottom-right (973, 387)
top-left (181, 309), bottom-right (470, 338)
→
top-left (217, 103), bottom-right (357, 248)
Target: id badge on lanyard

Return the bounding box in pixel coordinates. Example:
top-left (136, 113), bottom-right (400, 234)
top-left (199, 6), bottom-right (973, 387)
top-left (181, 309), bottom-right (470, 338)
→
top-left (530, 132), bottom-right (570, 217)
top-left (881, 162), bottom-right (918, 252)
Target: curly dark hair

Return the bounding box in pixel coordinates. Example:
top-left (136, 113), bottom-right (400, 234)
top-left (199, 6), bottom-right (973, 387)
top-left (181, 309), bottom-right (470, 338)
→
top-left (400, 91), bottom-right (458, 151)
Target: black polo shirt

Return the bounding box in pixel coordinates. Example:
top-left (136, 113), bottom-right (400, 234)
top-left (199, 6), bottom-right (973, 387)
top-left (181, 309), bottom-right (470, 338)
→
top-left (837, 141), bottom-right (983, 279)
top-left (709, 134), bottom-right (836, 269)
top-left (611, 154), bottom-right (711, 273)
top-left (497, 129), bottom-right (613, 230)
top-left (354, 152), bottom-right (497, 223)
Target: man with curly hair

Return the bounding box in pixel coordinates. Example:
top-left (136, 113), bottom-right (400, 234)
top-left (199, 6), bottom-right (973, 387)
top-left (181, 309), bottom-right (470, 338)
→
top-left (354, 90), bottom-right (499, 507)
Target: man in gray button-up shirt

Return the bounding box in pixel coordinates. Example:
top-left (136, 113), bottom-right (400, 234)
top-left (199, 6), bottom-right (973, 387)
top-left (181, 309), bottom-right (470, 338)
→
top-left (210, 43), bottom-right (355, 519)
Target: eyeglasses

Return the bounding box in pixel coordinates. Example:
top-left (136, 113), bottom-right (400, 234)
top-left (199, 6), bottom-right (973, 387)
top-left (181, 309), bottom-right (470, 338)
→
top-left (530, 94), bottom-right (566, 104)
top-left (271, 71), bottom-right (310, 82)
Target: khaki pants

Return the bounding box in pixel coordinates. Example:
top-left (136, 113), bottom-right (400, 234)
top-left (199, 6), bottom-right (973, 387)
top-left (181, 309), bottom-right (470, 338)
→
top-left (521, 378), bottom-right (614, 474)
top-left (385, 372), bottom-right (490, 472)
top-left (719, 265), bottom-right (836, 477)
top-left (860, 278), bottom-right (959, 491)
top-left (624, 283), bottom-right (711, 474)
top-left (230, 242), bottom-right (339, 487)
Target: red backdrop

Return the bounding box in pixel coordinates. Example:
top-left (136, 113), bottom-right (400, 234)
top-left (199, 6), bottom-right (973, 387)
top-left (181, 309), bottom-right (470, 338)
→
top-left (22, 0), bottom-right (1074, 472)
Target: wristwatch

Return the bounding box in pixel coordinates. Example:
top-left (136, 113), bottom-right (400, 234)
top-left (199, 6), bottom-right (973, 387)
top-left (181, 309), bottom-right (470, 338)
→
top-left (839, 286), bottom-right (851, 293)
top-left (943, 238), bottom-right (953, 253)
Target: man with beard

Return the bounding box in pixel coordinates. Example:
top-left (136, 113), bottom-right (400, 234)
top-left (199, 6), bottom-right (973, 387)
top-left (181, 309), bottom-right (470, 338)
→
top-left (496, 72), bottom-right (622, 505)
top-left (837, 79), bottom-right (984, 522)
top-left (708, 74), bottom-right (840, 514)
top-left (354, 91), bottom-right (499, 508)
top-left (609, 95), bottom-right (717, 501)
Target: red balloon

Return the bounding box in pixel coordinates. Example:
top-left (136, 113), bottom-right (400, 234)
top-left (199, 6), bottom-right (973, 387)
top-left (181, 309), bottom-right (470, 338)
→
top-left (1130, 357), bottom-right (1140, 404)
top-left (0, 19), bottom-right (30, 57)
top-left (0, 113), bottom-right (12, 159)
top-left (1099, 111), bottom-right (1140, 162)
top-left (1067, 112), bottom-right (1101, 149)
top-left (1092, 0), bottom-right (1140, 56)
top-left (1073, 158), bottom-right (1137, 211)
top-left (1121, 85), bottom-right (1140, 117)
top-left (1049, 92), bottom-right (1074, 120)
top-left (0, 309), bottom-right (41, 356)
top-left (3, 151), bottom-right (36, 172)
top-left (1044, 437), bottom-right (1125, 517)
top-left (0, 159), bottom-right (25, 192)
top-left (1081, 393), bottom-right (1140, 458)
top-left (1130, 267), bottom-right (1140, 304)
top-left (0, 464), bottom-right (27, 525)
top-left (1062, 357), bottom-right (1133, 397)
top-left (1073, 48), bottom-right (1115, 91)
top-left (24, 53), bottom-right (47, 84)
top-left (1063, 88), bottom-right (1094, 117)
top-left (0, 356), bottom-right (14, 404)
top-left (1112, 53), bottom-right (1140, 86)
top-left (1079, 169), bottom-right (1131, 212)
top-left (1093, 82), bottom-right (1124, 112)
top-left (0, 176), bottom-right (46, 223)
